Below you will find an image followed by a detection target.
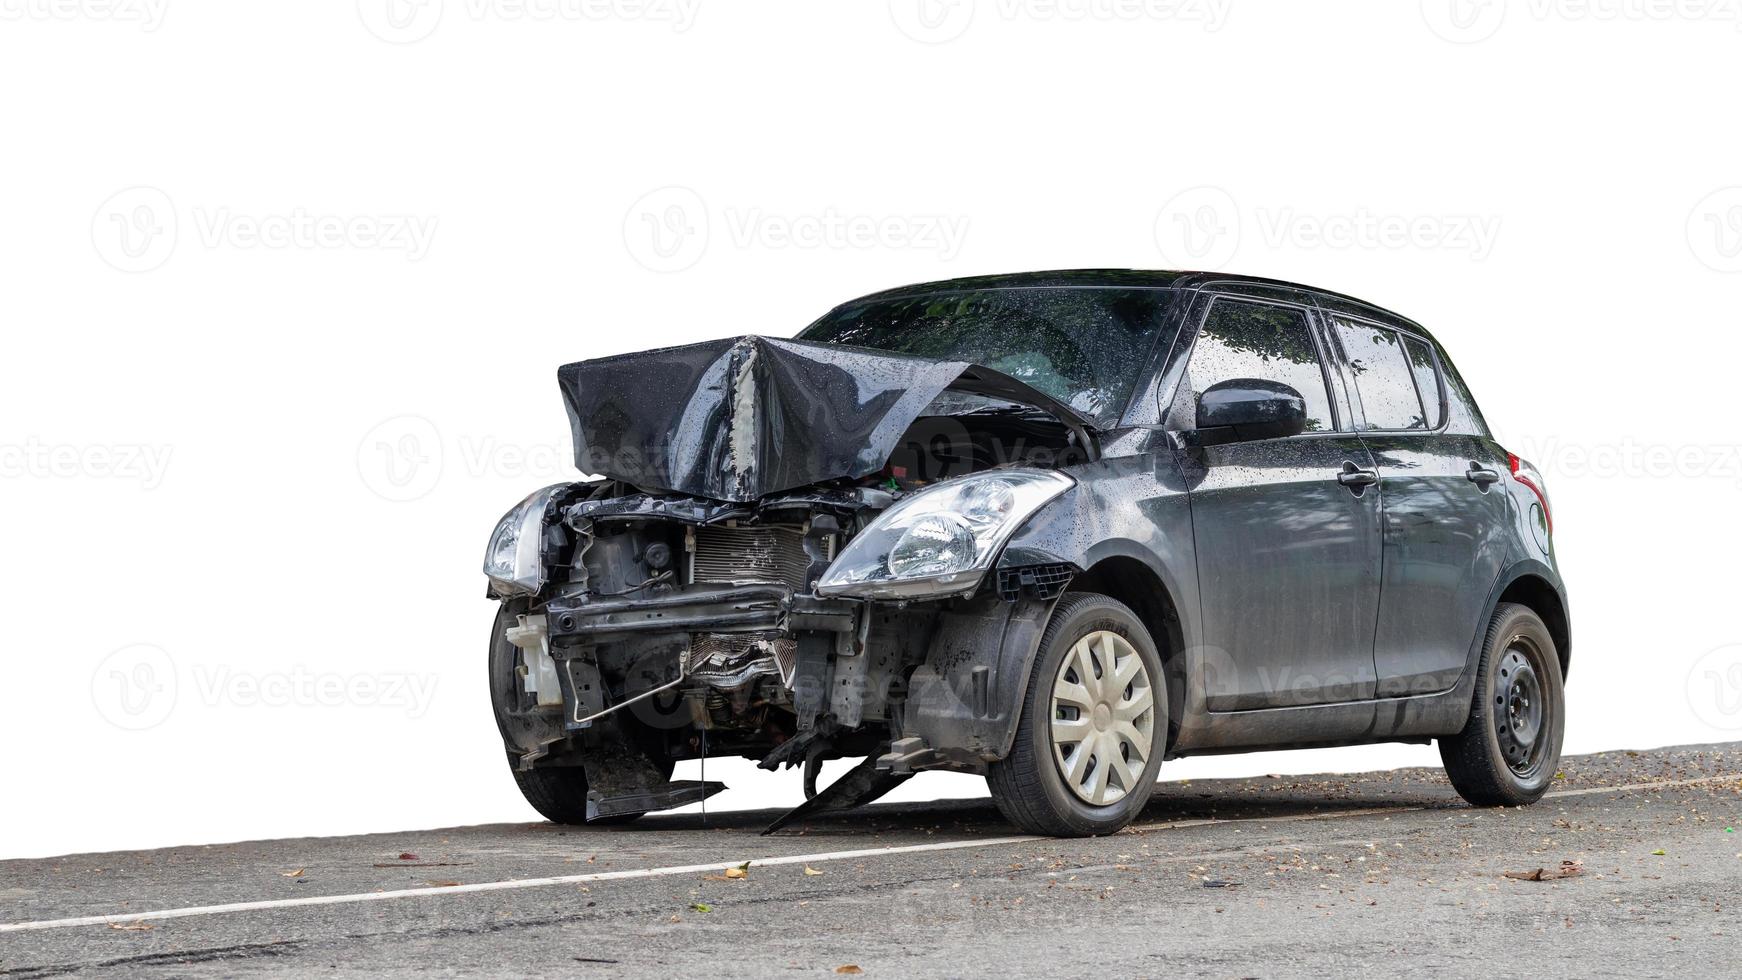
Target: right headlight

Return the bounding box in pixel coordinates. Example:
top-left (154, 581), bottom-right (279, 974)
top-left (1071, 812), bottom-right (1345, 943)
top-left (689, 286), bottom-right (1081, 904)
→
top-left (817, 469), bottom-right (1073, 600)
top-left (482, 484), bottom-right (569, 596)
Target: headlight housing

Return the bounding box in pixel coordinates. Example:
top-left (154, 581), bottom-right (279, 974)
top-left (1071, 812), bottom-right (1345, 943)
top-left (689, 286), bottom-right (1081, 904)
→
top-left (482, 485), bottom-right (570, 596)
top-left (817, 470), bottom-right (1073, 600)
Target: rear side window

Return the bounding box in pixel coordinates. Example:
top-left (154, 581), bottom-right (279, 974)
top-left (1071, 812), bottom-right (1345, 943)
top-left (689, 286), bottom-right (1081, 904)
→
top-left (1178, 299), bottom-right (1334, 432)
top-left (1332, 317), bottom-right (1430, 431)
top-left (1402, 336), bottom-right (1444, 430)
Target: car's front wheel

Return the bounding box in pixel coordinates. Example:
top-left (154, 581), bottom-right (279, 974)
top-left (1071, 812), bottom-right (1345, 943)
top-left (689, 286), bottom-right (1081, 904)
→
top-left (488, 600), bottom-right (661, 825)
top-left (1439, 602), bottom-right (1565, 806)
top-left (988, 592), bottom-right (1168, 837)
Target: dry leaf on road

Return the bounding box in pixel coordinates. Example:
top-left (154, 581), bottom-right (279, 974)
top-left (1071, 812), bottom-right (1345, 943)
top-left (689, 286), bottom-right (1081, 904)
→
top-left (1503, 861), bottom-right (1583, 881)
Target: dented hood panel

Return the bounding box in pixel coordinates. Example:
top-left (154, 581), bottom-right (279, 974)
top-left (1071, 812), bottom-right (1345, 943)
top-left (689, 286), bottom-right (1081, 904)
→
top-left (558, 335), bottom-right (1092, 503)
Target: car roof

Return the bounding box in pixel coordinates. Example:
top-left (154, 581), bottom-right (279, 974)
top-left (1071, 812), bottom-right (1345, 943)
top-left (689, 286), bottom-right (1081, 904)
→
top-left (830, 269), bottom-right (1429, 337)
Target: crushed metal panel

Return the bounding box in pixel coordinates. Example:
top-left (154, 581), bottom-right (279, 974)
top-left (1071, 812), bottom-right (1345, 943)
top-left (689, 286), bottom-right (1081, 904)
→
top-left (556, 335), bottom-right (1096, 503)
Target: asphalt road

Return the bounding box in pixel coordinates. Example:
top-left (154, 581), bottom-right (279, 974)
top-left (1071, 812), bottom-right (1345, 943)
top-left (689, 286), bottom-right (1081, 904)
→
top-left (2, 743), bottom-right (1738, 979)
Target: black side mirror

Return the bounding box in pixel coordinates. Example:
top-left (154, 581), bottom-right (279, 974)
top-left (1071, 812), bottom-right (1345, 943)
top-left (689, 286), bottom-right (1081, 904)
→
top-left (1194, 379), bottom-right (1307, 446)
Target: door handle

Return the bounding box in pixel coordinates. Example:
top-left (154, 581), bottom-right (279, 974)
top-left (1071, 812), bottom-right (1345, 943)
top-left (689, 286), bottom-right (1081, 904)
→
top-left (1337, 463), bottom-right (1379, 491)
top-left (1466, 462), bottom-right (1502, 488)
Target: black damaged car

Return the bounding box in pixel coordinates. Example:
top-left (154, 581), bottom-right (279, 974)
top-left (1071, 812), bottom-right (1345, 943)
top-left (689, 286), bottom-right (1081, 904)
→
top-left (483, 270), bottom-right (1569, 837)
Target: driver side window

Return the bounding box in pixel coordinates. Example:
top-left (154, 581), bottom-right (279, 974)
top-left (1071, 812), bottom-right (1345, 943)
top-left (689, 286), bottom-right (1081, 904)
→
top-left (1175, 299), bottom-right (1335, 432)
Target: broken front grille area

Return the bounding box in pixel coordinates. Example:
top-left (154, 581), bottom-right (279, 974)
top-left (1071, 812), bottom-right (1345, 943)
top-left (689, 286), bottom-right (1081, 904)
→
top-left (691, 524), bottom-right (811, 591)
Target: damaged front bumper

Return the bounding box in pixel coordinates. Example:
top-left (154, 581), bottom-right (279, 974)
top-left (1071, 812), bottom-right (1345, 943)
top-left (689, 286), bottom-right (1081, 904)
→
top-left (492, 484), bottom-right (1077, 826)
top-left (485, 334), bottom-right (1097, 826)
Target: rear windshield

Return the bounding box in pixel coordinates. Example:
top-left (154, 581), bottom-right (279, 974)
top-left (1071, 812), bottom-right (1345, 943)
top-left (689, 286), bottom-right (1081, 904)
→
top-left (799, 288), bottom-right (1174, 427)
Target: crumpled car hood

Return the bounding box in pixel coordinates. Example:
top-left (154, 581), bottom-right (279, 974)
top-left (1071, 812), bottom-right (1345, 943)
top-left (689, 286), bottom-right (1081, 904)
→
top-left (557, 335), bottom-right (1094, 503)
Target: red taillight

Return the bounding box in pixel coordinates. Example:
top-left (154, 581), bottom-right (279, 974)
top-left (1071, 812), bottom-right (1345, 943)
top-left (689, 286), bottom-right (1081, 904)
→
top-left (1508, 452), bottom-right (1552, 534)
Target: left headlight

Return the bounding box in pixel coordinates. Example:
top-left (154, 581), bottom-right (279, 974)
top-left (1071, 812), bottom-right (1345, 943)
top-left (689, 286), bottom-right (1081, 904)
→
top-left (817, 469), bottom-right (1073, 600)
top-left (482, 485), bottom-right (570, 596)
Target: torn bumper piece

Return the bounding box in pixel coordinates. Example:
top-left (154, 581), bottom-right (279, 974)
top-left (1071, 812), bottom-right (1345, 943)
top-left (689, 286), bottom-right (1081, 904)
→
top-left (582, 735), bottom-right (725, 822)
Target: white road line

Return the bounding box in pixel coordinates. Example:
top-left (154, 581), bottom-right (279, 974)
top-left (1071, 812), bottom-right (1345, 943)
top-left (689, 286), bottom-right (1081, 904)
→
top-left (1544, 772), bottom-right (1739, 799)
top-left (1, 772), bottom-right (1734, 935)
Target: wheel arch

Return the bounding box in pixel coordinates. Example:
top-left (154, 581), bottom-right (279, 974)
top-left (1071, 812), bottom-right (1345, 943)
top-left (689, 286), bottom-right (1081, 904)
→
top-left (1486, 562), bottom-right (1571, 679)
top-left (1064, 555), bottom-right (1188, 751)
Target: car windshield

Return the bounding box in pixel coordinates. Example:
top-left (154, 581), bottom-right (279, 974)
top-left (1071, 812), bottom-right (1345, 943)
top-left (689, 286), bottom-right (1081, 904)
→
top-left (800, 288), bottom-right (1173, 427)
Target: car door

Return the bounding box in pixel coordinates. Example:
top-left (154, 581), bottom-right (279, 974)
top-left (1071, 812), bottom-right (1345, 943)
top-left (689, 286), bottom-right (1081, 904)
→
top-left (1173, 294), bottom-right (1383, 710)
top-left (1325, 313), bottom-right (1511, 697)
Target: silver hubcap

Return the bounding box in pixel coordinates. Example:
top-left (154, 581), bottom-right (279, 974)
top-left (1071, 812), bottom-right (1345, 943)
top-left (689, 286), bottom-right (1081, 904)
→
top-left (1050, 630), bottom-right (1156, 806)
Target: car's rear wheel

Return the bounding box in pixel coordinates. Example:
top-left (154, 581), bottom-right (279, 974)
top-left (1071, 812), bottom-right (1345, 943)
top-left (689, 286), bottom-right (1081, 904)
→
top-left (1439, 602), bottom-right (1565, 806)
top-left (988, 592), bottom-right (1168, 837)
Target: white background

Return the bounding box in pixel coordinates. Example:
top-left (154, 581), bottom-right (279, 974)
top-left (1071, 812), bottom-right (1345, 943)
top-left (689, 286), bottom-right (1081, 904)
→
top-left (4, 0), bottom-right (1742, 861)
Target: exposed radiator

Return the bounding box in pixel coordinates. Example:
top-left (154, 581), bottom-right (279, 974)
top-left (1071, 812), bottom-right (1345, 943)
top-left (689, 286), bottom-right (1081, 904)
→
top-left (691, 525), bottom-right (811, 591)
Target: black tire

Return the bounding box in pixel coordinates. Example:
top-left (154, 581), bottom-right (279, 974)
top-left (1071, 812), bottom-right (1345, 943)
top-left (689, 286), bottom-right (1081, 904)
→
top-left (1439, 602), bottom-right (1565, 807)
top-left (987, 592), bottom-right (1169, 837)
top-left (487, 601), bottom-right (655, 826)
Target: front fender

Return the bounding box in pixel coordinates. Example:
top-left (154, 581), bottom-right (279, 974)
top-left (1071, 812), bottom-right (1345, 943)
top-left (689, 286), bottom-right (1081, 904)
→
top-left (897, 445), bottom-right (1201, 768)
